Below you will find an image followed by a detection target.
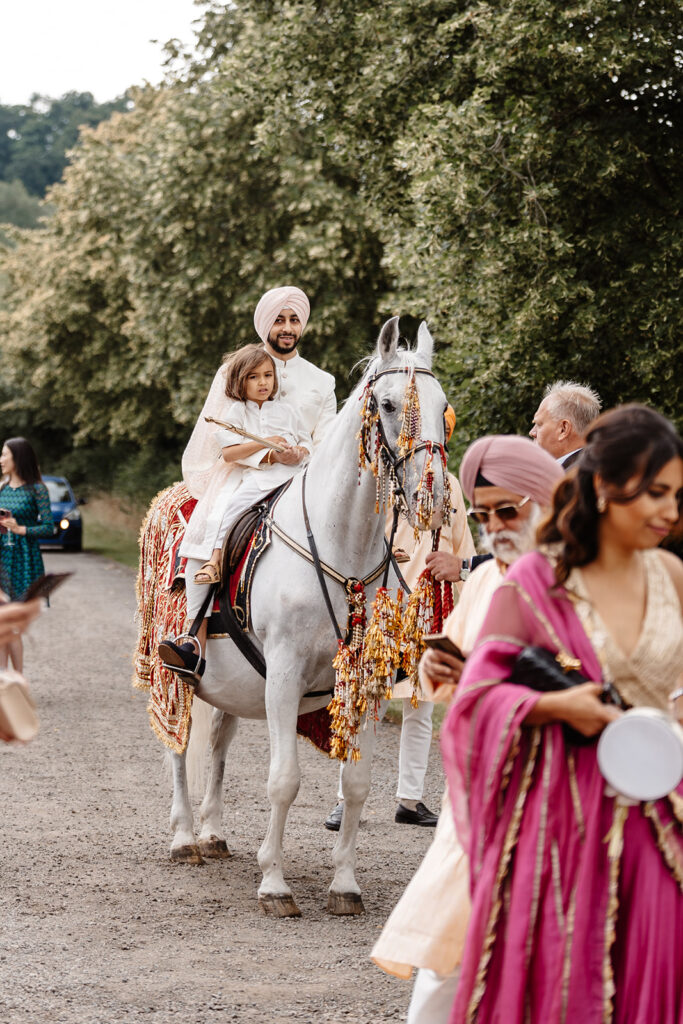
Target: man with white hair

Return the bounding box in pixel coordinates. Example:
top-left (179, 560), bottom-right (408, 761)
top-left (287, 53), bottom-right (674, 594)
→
top-left (371, 435), bottom-right (563, 1024)
top-left (530, 379), bottom-right (601, 468)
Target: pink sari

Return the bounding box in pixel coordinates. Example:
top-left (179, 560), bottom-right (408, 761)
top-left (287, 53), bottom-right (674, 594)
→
top-left (442, 551), bottom-right (683, 1024)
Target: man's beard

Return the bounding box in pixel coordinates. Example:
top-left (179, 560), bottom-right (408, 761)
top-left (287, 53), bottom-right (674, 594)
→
top-left (480, 504), bottom-right (541, 565)
top-left (268, 334), bottom-right (300, 355)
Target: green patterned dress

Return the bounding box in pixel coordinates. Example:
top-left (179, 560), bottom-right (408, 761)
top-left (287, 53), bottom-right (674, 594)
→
top-left (0, 482), bottom-right (56, 599)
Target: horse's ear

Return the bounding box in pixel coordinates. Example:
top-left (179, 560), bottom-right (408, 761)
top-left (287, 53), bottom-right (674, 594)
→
top-left (416, 321), bottom-right (434, 366)
top-left (377, 316), bottom-right (400, 364)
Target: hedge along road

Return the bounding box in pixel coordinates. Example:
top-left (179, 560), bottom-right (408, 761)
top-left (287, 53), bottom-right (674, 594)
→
top-left (0, 550), bottom-right (446, 1024)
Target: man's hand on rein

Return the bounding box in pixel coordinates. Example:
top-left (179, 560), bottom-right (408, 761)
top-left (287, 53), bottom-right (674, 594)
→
top-left (425, 551), bottom-right (463, 582)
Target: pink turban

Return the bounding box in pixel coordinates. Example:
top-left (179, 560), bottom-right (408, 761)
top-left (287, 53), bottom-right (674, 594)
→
top-left (253, 286), bottom-right (310, 343)
top-left (460, 435), bottom-right (563, 507)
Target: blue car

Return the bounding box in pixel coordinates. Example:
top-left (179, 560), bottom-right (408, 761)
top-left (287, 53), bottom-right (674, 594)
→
top-left (42, 475), bottom-right (84, 551)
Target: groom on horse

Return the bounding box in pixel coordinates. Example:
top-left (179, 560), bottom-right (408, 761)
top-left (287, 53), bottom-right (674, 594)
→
top-left (253, 286), bottom-right (337, 446)
top-left (160, 286), bottom-right (338, 682)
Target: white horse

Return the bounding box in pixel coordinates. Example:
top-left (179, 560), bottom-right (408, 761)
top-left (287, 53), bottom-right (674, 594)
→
top-left (168, 316), bottom-right (449, 917)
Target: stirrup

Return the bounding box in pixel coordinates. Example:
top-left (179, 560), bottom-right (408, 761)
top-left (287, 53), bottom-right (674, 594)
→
top-left (158, 634), bottom-right (205, 686)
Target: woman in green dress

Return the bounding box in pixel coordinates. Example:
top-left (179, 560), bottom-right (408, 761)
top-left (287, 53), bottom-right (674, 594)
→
top-left (0, 437), bottom-right (55, 670)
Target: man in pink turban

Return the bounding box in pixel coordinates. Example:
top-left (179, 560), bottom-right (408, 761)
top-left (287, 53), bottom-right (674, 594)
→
top-left (372, 435), bottom-right (562, 1024)
top-left (254, 286), bottom-right (336, 446)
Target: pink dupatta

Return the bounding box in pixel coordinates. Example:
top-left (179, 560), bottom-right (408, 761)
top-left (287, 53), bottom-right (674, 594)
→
top-left (442, 551), bottom-right (683, 1024)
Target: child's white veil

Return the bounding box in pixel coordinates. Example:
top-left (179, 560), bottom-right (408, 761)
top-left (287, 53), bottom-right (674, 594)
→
top-left (182, 364), bottom-right (231, 500)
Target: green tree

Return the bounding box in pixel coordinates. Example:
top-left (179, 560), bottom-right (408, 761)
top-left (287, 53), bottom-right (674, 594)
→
top-left (0, 92), bottom-right (129, 196)
top-left (380, 1), bottom-right (682, 444)
top-left (1, 0), bottom-right (680, 501)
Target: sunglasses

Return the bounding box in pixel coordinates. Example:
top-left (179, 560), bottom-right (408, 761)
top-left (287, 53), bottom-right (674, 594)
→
top-left (467, 495), bottom-right (531, 525)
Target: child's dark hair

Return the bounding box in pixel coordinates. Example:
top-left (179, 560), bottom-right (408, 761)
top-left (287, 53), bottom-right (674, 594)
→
top-left (537, 404), bottom-right (683, 582)
top-left (2, 437), bottom-right (43, 487)
top-left (222, 344), bottom-right (278, 402)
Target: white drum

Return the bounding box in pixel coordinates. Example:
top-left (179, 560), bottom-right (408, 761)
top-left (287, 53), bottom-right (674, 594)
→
top-left (597, 707), bottom-right (683, 802)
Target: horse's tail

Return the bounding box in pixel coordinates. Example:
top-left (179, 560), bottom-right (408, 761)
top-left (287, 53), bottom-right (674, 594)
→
top-left (185, 695), bottom-right (213, 799)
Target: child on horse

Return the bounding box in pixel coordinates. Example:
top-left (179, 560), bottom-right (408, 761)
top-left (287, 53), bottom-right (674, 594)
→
top-left (159, 343), bottom-right (311, 683)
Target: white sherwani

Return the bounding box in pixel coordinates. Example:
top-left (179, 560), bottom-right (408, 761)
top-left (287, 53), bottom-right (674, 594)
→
top-left (268, 349), bottom-right (337, 446)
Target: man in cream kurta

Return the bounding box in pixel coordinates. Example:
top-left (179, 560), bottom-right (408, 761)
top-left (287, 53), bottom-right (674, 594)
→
top-left (324, 471), bottom-right (476, 831)
top-left (371, 434), bottom-right (563, 1024)
top-left (180, 286), bottom-right (336, 625)
top-left (256, 286), bottom-right (336, 446)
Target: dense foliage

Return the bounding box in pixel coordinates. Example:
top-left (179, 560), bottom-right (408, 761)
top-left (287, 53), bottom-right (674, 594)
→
top-left (1, 1), bottom-right (680, 498)
top-left (0, 92), bottom-right (129, 197)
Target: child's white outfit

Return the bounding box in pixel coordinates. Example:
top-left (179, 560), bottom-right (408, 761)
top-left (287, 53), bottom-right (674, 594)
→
top-left (179, 396), bottom-right (311, 564)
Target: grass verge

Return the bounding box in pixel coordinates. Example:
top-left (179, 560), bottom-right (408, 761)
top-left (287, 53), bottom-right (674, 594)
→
top-left (81, 495), bottom-right (145, 570)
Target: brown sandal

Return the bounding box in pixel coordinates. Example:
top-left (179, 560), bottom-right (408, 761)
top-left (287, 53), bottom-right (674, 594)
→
top-left (193, 562), bottom-right (221, 585)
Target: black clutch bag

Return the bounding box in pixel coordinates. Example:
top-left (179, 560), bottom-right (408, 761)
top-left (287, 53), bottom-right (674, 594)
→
top-left (510, 645), bottom-right (626, 746)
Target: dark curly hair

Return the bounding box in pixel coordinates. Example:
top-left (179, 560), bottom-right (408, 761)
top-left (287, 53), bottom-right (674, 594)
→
top-left (537, 405), bottom-right (683, 582)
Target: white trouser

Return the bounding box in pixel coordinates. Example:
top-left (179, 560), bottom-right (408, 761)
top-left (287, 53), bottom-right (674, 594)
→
top-left (213, 481), bottom-right (272, 550)
top-left (336, 698), bottom-right (434, 802)
top-left (396, 698), bottom-right (434, 801)
top-left (184, 557), bottom-right (212, 621)
top-left (407, 968), bottom-right (459, 1024)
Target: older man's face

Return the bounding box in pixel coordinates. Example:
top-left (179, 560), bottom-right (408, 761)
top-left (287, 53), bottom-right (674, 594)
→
top-left (267, 307), bottom-right (302, 355)
top-left (529, 398), bottom-right (565, 458)
top-left (472, 485), bottom-right (540, 564)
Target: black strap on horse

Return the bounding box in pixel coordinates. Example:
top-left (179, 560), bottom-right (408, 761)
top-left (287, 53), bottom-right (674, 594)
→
top-left (184, 525), bottom-right (269, 680)
top-left (301, 469), bottom-right (345, 644)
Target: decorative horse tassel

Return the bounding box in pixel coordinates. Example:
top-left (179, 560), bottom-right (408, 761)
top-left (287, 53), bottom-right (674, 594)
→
top-left (415, 442), bottom-right (435, 536)
top-left (401, 568), bottom-right (436, 707)
top-left (361, 587), bottom-right (403, 709)
top-left (397, 371), bottom-right (422, 458)
top-left (357, 386), bottom-right (380, 480)
top-left (329, 581), bottom-right (368, 762)
top-left (439, 446), bottom-right (453, 526)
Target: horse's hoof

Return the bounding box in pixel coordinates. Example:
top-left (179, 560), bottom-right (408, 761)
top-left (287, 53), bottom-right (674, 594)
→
top-left (327, 891), bottom-right (365, 916)
top-left (170, 844), bottom-right (204, 865)
top-left (258, 894), bottom-right (302, 918)
top-left (197, 836), bottom-right (231, 859)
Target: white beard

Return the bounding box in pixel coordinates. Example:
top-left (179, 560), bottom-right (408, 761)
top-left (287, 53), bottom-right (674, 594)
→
top-left (480, 504), bottom-right (541, 565)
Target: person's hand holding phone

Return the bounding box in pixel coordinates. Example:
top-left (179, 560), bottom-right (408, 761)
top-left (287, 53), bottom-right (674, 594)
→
top-left (419, 633), bottom-right (466, 703)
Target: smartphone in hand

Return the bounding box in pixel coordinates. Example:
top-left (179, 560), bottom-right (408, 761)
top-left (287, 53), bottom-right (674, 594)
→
top-left (19, 573), bottom-right (73, 602)
top-left (422, 632), bottom-right (465, 660)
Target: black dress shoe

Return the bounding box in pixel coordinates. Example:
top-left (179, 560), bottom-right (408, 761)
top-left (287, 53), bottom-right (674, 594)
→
top-left (158, 639), bottom-right (205, 686)
top-left (324, 802), bottom-right (344, 831)
top-left (395, 801), bottom-right (438, 827)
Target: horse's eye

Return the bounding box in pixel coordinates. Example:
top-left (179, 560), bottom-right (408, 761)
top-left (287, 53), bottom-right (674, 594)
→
top-left (381, 399), bottom-right (396, 413)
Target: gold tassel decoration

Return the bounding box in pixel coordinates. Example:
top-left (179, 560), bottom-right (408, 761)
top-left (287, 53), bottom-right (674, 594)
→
top-left (397, 372), bottom-right (421, 458)
top-left (401, 568), bottom-right (436, 706)
top-left (440, 446), bottom-right (452, 526)
top-left (329, 581), bottom-right (367, 762)
top-left (361, 587), bottom-right (404, 711)
top-left (414, 442), bottom-right (435, 537)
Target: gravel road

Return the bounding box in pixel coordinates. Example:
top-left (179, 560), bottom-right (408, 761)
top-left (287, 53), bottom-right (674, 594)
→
top-left (1, 551), bottom-right (445, 1024)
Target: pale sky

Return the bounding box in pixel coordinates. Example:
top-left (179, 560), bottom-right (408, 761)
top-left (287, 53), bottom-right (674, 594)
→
top-left (0, 1), bottom-right (204, 105)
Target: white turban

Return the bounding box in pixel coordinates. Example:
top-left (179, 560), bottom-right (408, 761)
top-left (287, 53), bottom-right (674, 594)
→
top-left (253, 287), bottom-right (310, 343)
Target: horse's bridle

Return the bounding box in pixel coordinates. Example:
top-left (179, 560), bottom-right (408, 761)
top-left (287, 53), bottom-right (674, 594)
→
top-left (359, 365), bottom-right (448, 509)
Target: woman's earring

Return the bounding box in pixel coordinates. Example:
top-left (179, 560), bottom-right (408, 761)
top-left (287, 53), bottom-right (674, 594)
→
top-left (597, 494), bottom-right (607, 513)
